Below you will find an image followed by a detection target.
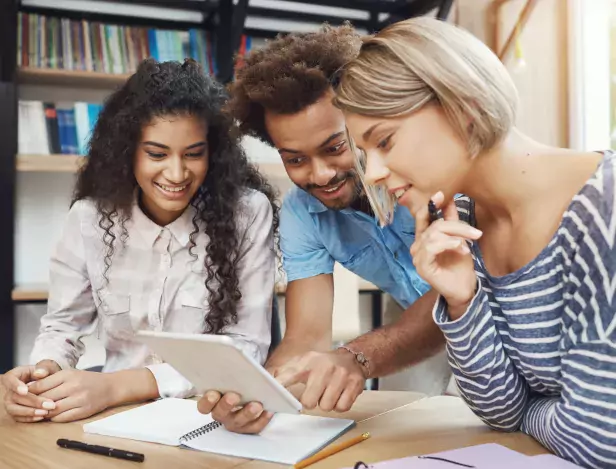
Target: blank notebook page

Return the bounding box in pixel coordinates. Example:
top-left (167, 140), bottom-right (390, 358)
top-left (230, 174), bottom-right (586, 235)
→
top-left (83, 398), bottom-right (355, 465)
top-left (83, 398), bottom-right (213, 446)
top-left (184, 412), bottom-right (355, 464)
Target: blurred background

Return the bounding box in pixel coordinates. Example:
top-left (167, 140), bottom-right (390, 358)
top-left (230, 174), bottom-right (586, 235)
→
top-left (0, 0), bottom-right (612, 373)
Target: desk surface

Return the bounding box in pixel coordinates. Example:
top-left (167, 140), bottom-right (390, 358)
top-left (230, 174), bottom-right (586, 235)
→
top-left (0, 389), bottom-right (422, 469)
top-left (240, 396), bottom-right (548, 469)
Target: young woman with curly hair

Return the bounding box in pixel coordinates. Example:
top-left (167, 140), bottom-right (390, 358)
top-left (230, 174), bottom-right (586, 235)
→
top-left (1, 59), bottom-right (279, 424)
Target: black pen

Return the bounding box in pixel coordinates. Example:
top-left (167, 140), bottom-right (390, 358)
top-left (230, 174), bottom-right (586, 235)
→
top-left (57, 438), bottom-right (145, 463)
top-left (428, 200), bottom-right (444, 223)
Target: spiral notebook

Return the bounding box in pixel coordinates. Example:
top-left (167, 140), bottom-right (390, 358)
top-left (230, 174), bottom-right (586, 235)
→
top-left (83, 398), bottom-right (355, 465)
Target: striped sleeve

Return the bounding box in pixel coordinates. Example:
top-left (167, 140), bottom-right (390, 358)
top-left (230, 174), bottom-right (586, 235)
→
top-left (521, 160), bottom-right (616, 469)
top-left (433, 285), bottom-right (530, 432)
top-left (522, 340), bottom-right (616, 468)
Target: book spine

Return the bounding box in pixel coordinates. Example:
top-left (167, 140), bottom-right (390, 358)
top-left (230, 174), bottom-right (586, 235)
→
top-left (148, 28), bottom-right (158, 61)
top-left (65, 108), bottom-right (79, 155)
top-left (56, 17), bottom-right (63, 69)
top-left (28, 14), bottom-right (35, 68)
top-left (17, 12), bottom-right (22, 67)
top-left (125, 26), bottom-right (135, 73)
top-left (73, 20), bottom-right (82, 71)
top-left (56, 108), bottom-right (69, 154)
top-left (74, 102), bottom-right (90, 156)
top-left (37, 14), bottom-right (42, 68)
top-left (44, 103), bottom-right (61, 154)
top-left (47, 16), bottom-right (54, 69)
top-left (22, 13), bottom-right (29, 67)
top-left (142, 27), bottom-right (150, 61)
top-left (83, 20), bottom-right (92, 72)
top-left (119, 25), bottom-right (129, 73)
top-left (100, 24), bottom-right (109, 73)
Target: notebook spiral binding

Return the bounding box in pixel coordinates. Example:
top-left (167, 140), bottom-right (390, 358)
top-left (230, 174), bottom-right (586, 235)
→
top-left (179, 420), bottom-right (223, 443)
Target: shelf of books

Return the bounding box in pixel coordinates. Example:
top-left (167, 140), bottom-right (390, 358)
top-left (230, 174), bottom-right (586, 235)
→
top-left (15, 11), bottom-right (262, 175)
top-left (17, 12), bottom-right (229, 78)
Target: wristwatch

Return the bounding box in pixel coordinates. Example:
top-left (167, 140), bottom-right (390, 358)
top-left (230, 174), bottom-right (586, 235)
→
top-left (338, 345), bottom-right (371, 379)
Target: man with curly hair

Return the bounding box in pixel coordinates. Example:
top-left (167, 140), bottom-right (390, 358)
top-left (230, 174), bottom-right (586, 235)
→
top-left (197, 24), bottom-right (450, 434)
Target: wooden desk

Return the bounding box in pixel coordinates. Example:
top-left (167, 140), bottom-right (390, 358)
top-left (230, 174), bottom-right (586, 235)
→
top-left (0, 389), bottom-right (423, 469)
top-left (238, 396), bottom-right (549, 469)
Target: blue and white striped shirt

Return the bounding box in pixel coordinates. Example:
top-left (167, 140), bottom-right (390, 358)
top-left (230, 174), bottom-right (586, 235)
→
top-left (434, 151), bottom-right (616, 468)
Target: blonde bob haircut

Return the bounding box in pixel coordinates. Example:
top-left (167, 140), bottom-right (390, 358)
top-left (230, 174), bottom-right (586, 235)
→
top-left (334, 17), bottom-right (519, 224)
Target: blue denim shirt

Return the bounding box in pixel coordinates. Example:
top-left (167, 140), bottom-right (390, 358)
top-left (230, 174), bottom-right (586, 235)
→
top-left (280, 187), bottom-right (430, 309)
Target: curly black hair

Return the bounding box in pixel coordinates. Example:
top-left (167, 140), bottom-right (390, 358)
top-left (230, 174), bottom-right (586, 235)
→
top-left (72, 58), bottom-right (279, 334)
top-left (226, 23), bottom-right (362, 146)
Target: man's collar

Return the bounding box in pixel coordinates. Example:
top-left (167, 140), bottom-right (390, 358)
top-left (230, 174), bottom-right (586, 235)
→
top-left (306, 193), bottom-right (329, 214)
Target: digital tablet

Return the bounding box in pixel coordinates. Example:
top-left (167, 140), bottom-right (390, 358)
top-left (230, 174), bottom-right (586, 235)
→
top-left (136, 331), bottom-right (302, 414)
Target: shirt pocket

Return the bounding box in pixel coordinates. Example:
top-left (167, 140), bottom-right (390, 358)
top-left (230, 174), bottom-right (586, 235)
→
top-left (176, 290), bottom-right (208, 333)
top-left (98, 293), bottom-right (134, 342)
top-left (339, 243), bottom-right (381, 283)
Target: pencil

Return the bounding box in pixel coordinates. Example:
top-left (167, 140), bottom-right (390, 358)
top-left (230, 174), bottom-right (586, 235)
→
top-left (294, 432), bottom-right (371, 469)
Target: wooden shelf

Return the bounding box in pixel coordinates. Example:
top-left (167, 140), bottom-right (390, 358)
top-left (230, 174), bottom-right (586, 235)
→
top-left (12, 284), bottom-right (50, 302)
top-left (14, 280), bottom-right (378, 302)
top-left (17, 154), bottom-right (85, 173)
top-left (16, 155), bottom-right (287, 180)
top-left (17, 67), bottom-right (130, 89)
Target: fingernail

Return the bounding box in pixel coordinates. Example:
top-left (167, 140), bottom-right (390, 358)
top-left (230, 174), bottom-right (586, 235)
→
top-left (250, 404), bottom-right (261, 415)
top-left (17, 385), bottom-right (28, 395)
top-left (265, 412), bottom-right (274, 419)
top-left (227, 395), bottom-right (240, 406)
top-left (32, 417), bottom-right (44, 422)
top-left (42, 401), bottom-right (56, 410)
top-left (462, 245), bottom-right (471, 254)
top-left (207, 393), bottom-right (218, 403)
top-left (34, 409), bottom-right (48, 416)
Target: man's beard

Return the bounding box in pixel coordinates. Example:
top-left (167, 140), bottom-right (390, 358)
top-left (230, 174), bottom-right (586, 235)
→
top-left (296, 170), bottom-right (362, 210)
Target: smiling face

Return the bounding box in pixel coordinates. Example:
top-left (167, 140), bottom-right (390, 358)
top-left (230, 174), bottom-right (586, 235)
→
top-left (344, 104), bottom-right (472, 216)
top-left (134, 114), bottom-right (209, 226)
top-left (264, 91), bottom-right (360, 210)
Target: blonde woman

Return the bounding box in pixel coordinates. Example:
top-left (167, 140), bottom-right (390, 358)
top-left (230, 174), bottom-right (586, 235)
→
top-left (334, 17), bottom-right (616, 469)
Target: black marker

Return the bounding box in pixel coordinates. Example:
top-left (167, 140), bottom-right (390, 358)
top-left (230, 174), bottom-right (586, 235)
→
top-left (57, 439), bottom-right (145, 463)
top-left (428, 200), bottom-right (444, 223)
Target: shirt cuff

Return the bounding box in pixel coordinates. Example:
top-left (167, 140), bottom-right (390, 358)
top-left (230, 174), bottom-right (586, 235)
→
top-left (284, 266), bottom-right (334, 283)
top-left (30, 343), bottom-right (74, 371)
top-left (432, 282), bottom-right (484, 335)
top-left (146, 363), bottom-right (196, 399)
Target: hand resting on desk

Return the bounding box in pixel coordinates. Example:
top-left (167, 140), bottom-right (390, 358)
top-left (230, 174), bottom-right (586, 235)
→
top-left (3, 362), bottom-right (160, 423)
top-left (2, 360), bottom-right (60, 422)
